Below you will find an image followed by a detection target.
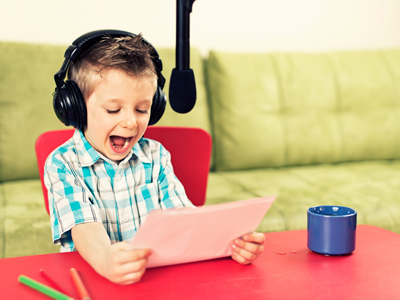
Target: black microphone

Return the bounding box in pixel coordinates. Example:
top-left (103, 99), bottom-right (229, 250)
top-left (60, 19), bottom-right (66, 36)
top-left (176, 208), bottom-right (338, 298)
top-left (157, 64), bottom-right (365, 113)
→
top-left (169, 0), bottom-right (197, 114)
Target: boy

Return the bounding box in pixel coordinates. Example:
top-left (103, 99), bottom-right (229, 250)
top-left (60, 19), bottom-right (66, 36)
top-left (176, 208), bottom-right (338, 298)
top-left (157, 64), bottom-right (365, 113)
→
top-left (45, 30), bottom-right (265, 285)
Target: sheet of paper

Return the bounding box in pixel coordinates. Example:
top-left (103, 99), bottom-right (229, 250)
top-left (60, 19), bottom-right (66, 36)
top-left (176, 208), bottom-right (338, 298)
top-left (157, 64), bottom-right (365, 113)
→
top-left (129, 196), bottom-right (276, 268)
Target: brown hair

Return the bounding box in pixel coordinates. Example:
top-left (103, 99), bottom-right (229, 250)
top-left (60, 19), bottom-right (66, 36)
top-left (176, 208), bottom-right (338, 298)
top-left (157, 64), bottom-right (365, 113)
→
top-left (68, 33), bottom-right (157, 100)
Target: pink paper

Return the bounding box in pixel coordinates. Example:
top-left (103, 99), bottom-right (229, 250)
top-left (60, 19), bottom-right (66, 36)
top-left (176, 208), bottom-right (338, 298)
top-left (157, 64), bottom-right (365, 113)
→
top-left (129, 196), bottom-right (276, 268)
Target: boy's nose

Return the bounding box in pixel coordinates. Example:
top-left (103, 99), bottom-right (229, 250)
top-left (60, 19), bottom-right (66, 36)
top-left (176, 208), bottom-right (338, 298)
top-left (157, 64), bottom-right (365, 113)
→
top-left (121, 113), bottom-right (137, 130)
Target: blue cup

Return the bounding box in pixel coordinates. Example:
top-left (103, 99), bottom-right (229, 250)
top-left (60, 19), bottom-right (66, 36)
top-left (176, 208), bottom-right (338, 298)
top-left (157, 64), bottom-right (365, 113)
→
top-left (307, 205), bottom-right (357, 255)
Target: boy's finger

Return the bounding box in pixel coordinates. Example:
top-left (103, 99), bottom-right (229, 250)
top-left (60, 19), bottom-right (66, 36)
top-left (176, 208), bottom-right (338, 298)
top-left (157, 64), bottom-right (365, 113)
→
top-left (234, 243), bottom-right (264, 258)
top-left (232, 245), bottom-right (261, 262)
top-left (243, 232), bottom-right (265, 244)
top-left (231, 252), bottom-right (249, 265)
top-left (115, 248), bottom-right (152, 264)
top-left (234, 239), bottom-right (264, 254)
top-left (231, 251), bottom-right (253, 265)
top-left (119, 257), bottom-right (148, 274)
top-left (127, 248), bottom-right (153, 261)
top-left (117, 265), bottom-right (147, 285)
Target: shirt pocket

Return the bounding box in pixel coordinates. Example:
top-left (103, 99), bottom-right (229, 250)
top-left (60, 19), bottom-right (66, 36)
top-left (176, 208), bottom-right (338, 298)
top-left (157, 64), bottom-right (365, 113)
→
top-left (133, 182), bottom-right (161, 215)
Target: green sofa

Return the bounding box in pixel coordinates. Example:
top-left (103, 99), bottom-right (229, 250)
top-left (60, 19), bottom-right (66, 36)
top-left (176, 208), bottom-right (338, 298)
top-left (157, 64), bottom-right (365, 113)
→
top-left (1, 41), bottom-right (400, 258)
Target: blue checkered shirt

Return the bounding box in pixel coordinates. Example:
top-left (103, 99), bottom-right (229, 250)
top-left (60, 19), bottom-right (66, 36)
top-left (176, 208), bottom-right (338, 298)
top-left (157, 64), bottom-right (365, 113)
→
top-left (44, 129), bottom-right (194, 252)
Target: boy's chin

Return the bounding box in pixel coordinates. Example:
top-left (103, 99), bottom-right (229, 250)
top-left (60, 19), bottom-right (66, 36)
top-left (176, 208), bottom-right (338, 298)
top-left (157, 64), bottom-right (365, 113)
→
top-left (107, 151), bottom-right (131, 163)
top-left (106, 144), bottom-right (133, 163)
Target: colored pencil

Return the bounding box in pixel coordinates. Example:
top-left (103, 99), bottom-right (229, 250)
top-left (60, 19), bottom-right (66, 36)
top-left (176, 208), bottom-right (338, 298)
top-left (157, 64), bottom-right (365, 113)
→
top-left (40, 269), bottom-right (75, 297)
top-left (70, 268), bottom-right (91, 300)
top-left (19, 275), bottom-right (74, 300)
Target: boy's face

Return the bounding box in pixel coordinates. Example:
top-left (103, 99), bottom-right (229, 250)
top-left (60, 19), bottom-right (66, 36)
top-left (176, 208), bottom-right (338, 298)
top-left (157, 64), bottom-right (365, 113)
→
top-left (84, 68), bottom-right (156, 162)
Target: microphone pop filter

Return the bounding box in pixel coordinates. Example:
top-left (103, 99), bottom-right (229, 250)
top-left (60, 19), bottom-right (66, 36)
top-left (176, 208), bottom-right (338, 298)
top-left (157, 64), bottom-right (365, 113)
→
top-left (169, 68), bottom-right (197, 113)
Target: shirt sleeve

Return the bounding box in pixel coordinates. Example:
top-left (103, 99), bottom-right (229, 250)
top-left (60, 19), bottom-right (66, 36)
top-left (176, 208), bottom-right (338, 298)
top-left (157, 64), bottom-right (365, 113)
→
top-left (156, 143), bottom-right (195, 209)
top-left (44, 152), bottom-right (102, 251)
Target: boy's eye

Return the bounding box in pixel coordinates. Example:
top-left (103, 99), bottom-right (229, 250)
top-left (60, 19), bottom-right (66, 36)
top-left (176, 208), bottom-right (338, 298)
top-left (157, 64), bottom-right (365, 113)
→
top-left (137, 109), bottom-right (149, 114)
top-left (106, 109), bottom-right (120, 114)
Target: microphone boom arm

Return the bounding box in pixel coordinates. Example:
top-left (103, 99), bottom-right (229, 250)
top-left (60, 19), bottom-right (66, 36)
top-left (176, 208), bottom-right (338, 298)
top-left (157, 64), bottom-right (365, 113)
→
top-left (176, 0), bottom-right (195, 70)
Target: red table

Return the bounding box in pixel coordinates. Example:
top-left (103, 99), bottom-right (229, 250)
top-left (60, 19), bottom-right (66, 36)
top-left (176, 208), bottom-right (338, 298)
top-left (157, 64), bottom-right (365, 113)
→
top-left (1, 225), bottom-right (399, 299)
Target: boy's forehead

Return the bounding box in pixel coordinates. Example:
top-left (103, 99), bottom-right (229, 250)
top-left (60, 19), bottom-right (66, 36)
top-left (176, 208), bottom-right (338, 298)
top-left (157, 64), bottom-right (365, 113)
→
top-left (99, 68), bottom-right (157, 84)
top-left (104, 97), bottom-right (152, 105)
top-left (87, 68), bottom-right (157, 102)
top-left (89, 68), bottom-right (156, 88)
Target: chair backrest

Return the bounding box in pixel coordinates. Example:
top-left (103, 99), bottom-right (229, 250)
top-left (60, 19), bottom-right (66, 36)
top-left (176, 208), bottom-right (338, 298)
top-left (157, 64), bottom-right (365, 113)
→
top-left (35, 126), bottom-right (212, 214)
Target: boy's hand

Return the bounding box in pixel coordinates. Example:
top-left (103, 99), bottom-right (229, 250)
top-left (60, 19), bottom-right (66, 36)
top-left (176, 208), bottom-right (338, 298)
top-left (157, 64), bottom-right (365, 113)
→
top-left (231, 232), bottom-right (265, 265)
top-left (71, 222), bottom-right (151, 285)
top-left (97, 243), bottom-right (152, 285)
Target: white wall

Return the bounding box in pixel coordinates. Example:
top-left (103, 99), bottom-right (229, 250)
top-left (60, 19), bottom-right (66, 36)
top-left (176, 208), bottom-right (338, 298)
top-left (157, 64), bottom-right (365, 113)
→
top-left (1, 0), bottom-right (400, 54)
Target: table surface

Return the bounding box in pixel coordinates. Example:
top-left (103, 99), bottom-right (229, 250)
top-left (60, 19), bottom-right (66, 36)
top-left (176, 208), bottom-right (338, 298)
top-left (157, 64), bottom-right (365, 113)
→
top-left (1, 225), bottom-right (399, 300)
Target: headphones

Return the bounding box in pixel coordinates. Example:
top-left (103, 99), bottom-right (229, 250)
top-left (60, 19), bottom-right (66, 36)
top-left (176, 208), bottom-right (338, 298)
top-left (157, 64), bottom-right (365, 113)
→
top-left (53, 29), bottom-right (167, 129)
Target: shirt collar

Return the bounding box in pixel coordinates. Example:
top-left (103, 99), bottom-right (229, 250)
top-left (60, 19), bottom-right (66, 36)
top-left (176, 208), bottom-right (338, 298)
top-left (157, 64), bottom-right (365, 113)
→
top-left (133, 138), bottom-right (151, 164)
top-left (73, 129), bottom-right (100, 167)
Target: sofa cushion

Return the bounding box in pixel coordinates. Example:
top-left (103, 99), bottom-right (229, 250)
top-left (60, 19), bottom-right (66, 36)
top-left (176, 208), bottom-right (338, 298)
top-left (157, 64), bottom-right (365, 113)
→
top-left (1, 179), bottom-right (59, 258)
top-left (0, 42), bottom-right (67, 182)
top-left (0, 43), bottom-right (210, 182)
top-left (0, 184), bottom-right (5, 257)
top-left (205, 160), bottom-right (400, 234)
top-left (207, 50), bottom-right (400, 171)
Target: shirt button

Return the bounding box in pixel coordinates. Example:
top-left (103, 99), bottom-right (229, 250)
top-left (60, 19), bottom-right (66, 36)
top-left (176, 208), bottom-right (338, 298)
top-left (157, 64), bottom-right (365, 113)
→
top-left (115, 174), bottom-right (122, 181)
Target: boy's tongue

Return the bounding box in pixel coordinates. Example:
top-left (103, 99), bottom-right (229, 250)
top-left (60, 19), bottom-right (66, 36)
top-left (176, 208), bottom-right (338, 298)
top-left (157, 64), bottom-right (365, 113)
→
top-left (111, 136), bottom-right (126, 147)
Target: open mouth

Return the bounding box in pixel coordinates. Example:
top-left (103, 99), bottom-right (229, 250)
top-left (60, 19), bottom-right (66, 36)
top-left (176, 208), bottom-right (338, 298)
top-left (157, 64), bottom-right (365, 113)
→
top-left (109, 135), bottom-right (133, 153)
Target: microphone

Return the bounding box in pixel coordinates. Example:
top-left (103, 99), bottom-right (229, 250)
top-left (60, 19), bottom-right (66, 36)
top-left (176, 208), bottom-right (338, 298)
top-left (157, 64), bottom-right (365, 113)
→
top-left (169, 0), bottom-right (197, 114)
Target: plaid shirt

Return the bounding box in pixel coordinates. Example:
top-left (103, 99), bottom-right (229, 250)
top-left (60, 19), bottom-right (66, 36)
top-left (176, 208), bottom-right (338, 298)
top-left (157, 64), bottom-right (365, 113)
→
top-left (44, 129), bottom-right (193, 252)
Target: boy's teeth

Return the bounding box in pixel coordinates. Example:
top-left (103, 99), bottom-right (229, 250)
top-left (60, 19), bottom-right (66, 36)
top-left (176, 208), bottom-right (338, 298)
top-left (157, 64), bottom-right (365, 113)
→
top-left (111, 136), bottom-right (131, 149)
top-left (123, 138), bottom-right (129, 147)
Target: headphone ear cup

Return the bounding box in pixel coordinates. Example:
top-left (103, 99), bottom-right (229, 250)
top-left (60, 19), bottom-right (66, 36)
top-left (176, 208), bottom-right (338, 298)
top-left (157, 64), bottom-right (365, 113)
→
top-left (68, 80), bottom-right (87, 129)
top-left (53, 86), bottom-right (69, 126)
top-left (149, 86), bottom-right (167, 126)
top-left (53, 80), bottom-right (87, 129)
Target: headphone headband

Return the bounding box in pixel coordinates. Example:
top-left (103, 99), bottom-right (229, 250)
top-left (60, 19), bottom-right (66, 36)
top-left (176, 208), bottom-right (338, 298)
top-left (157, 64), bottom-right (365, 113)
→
top-left (55, 29), bottom-right (165, 90)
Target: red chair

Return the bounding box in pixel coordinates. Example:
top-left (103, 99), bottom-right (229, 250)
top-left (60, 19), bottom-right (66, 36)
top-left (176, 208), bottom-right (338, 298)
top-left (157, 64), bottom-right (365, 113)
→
top-left (35, 126), bottom-right (212, 214)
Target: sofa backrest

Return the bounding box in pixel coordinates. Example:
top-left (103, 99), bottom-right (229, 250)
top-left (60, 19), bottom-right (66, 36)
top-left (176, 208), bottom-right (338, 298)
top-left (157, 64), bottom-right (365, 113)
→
top-left (2, 41), bottom-right (400, 180)
top-left (0, 42), bottom-right (210, 182)
top-left (206, 50), bottom-right (400, 171)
